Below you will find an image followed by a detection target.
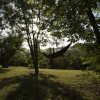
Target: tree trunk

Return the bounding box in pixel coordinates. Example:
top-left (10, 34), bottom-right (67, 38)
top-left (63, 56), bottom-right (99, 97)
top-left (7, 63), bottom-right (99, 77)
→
top-left (34, 62), bottom-right (39, 80)
top-left (1, 58), bottom-right (8, 68)
top-left (33, 39), bottom-right (39, 80)
top-left (87, 9), bottom-right (100, 44)
top-left (28, 42), bottom-right (39, 80)
top-left (1, 49), bottom-right (8, 68)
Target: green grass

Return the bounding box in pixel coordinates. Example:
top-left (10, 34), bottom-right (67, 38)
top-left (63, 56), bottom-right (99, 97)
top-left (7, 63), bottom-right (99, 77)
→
top-left (0, 67), bottom-right (99, 100)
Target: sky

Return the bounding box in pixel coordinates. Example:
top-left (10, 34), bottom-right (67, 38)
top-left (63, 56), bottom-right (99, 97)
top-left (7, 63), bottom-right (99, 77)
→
top-left (23, 37), bottom-right (70, 50)
top-left (23, 37), bottom-right (85, 50)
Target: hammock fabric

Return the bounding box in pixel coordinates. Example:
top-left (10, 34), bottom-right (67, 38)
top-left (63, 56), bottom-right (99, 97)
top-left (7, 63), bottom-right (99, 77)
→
top-left (42, 42), bottom-right (72, 58)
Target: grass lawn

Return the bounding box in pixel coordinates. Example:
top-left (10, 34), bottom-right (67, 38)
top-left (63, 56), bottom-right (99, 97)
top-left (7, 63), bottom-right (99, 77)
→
top-left (0, 67), bottom-right (99, 100)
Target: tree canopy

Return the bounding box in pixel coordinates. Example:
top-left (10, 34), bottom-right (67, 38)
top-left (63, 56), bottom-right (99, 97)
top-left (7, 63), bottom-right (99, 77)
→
top-left (0, 33), bottom-right (23, 68)
top-left (0, 0), bottom-right (100, 77)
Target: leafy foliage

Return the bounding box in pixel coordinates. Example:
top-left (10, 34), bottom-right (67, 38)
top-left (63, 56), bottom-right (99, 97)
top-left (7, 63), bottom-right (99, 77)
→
top-left (79, 43), bottom-right (100, 74)
top-left (0, 34), bottom-right (23, 67)
top-left (10, 48), bottom-right (32, 67)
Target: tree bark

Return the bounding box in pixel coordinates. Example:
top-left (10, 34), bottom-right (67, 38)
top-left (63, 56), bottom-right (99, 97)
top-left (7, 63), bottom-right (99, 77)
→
top-left (0, 48), bottom-right (8, 68)
top-left (30, 39), bottom-right (39, 80)
top-left (1, 57), bottom-right (9, 68)
top-left (87, 9), bottom-right (100, 44)
top-left (34, 61), bottom-right (39, 80)
top-left (34, 39), bottom-right (39, 80)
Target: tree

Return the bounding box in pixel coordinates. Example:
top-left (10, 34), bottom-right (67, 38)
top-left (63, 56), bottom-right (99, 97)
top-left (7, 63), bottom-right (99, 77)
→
top-left (10, 48), bottom-right (32, 67)
top-left (1, 0), bottom-right (50, 79)
top-left (5, 0), bottom-right (50, 80)
top-left (42, 0), bottom-right (100, 73)
top-left (1, 0), bottom-right (100, 75)
top-left (43, 0), bottom-right (100, 44)
top-left (0, 0), bottom-right (23, 68)
top-left (77, 43), bottom-right (100, 74)
top-left (0, 34), bottom-right (23, 68)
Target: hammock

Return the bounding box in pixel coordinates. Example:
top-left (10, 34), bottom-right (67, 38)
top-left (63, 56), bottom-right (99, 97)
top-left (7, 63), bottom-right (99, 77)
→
top-left (42, 42), bottom-right (72, 58)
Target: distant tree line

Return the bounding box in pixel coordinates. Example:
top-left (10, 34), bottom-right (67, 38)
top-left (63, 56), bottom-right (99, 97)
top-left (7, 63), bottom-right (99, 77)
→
top-left (0, 43), bottom-right (89, 70)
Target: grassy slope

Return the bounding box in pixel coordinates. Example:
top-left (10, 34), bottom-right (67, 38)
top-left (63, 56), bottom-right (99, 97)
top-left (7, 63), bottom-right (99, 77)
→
top-left (0, 67), bottom-right (99, 100)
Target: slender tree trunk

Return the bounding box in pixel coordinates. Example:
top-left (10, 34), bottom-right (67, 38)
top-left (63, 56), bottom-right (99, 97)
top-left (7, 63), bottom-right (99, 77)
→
top-left (1, 48), bottom-right (8, 68)
top-left (30, 50), bottom-right (38, 80)
top-left (23, 7), bottom-right (39, 80)
top-left (34, 40), bottom-right (39, 80)
top-left (87, 9), bottom-right (100, 44)
top-left (32, 39), bottom-right (39, 80)
top-left (2, 57), bottom-right (9, 68)
top-left (1, 56), bottom-right (8, 68)
top-left (34, 61), bottom-right (39, 80)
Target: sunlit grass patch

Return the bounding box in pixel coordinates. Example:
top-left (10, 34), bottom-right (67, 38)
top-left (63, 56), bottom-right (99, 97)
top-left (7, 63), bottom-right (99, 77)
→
top-left (0, 67), bottom-right (33, 80)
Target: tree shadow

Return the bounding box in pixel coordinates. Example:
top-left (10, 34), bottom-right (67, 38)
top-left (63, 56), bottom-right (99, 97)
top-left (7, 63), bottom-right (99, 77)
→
top-left (5, 74), bottom-right (83, 100)
top-left (0, 75), bottom-right (28, 90)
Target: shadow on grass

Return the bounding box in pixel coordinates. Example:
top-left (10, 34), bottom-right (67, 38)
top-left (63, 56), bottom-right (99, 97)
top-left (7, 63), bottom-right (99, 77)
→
top-left (5, 74), bottom-right (83, 100)
top-left (0, 75), bottom-right (28, 90)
